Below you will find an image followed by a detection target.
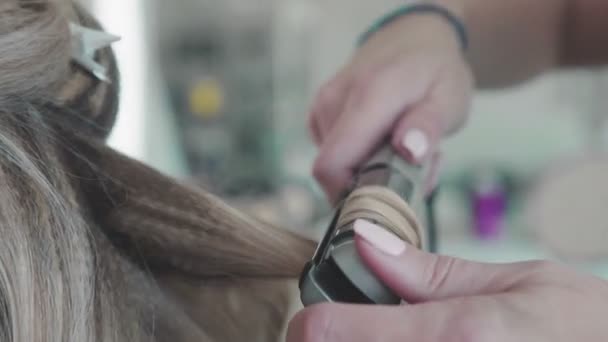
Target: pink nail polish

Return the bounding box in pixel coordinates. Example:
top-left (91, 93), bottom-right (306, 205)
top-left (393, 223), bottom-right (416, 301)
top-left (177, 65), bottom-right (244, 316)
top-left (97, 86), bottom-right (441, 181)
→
top-left (353, 219), bottom-right (406, 256)
top-left (401, 129), bottom-right (429, 163)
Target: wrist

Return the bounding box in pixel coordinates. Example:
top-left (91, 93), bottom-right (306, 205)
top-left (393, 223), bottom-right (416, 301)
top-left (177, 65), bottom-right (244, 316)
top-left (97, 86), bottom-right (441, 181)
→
top-left (427, 0), bottom-right (472, 50)
top-left (428, 0), bottom-right (467, 19)
top-left (358, 2), bottom-right (469, 52)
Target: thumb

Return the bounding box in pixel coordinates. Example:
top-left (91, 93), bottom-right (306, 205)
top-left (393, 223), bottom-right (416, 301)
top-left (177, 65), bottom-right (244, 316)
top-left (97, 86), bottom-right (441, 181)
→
top-left (352, 219), bottom-right (523, 303)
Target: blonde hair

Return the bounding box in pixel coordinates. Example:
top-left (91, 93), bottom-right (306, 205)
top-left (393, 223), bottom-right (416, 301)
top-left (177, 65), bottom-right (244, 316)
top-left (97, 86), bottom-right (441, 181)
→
top-left (0, 1), bottom-right (315, 341)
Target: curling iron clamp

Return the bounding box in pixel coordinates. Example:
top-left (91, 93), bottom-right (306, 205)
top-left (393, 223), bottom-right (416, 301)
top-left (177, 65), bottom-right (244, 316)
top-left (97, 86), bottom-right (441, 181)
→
top-left (299, 144), bottom-right (431, 306)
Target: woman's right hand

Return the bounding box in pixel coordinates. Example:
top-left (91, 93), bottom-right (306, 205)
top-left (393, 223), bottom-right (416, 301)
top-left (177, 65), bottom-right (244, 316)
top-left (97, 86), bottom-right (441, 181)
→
top-left (309, 11), bottom-right (474, 203)
top-left (288, 220), bottom-right (608, 342)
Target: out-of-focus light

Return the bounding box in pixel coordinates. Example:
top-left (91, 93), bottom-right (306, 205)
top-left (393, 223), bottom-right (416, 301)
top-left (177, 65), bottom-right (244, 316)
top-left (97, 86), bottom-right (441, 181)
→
top-left (92, 0), bottom-right (146, 161)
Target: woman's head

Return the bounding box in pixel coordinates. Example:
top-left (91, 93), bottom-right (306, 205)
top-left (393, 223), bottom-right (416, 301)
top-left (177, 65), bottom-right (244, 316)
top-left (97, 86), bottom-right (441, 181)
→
top-left (0, 1), bottom-right (315, 341)
top-left (0, 2), bottom-right (133, 340)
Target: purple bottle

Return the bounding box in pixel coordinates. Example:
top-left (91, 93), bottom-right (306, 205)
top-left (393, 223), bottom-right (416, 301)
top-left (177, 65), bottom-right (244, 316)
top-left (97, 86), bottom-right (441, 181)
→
top-left (470, 169), bottom-right (507, 240)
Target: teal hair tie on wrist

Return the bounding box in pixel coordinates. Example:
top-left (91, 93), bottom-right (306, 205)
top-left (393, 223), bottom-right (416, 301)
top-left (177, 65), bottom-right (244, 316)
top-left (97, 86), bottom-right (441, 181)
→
top-left (357, 3), bottom-right (468, 50)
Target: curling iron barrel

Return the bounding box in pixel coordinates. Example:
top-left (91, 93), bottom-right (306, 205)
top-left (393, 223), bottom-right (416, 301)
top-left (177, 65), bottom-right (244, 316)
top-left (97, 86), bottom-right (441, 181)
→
top-left (299, 145), bottom-right (430, 306)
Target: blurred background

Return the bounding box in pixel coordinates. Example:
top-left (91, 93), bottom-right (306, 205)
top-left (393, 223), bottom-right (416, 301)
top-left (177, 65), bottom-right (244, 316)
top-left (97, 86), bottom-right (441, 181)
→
top-left (86, 0), bottom-right (608, 277)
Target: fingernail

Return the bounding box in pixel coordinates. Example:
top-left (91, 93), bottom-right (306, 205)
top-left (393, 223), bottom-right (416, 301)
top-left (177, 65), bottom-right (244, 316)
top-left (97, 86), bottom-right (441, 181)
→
top-left (401, 129), bottom-right (429, 163)
top-left (353, 219), bottom-right (406, 256)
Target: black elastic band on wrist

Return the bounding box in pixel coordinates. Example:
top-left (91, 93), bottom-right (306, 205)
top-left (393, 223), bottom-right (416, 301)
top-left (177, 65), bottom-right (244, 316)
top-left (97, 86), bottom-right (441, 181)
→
top-left (358, 3), bottom-right (468, 50)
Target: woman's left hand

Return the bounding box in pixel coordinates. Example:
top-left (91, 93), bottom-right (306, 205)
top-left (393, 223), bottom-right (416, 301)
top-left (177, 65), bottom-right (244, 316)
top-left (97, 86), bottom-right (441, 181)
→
top-left (287, 220), bottom-right (608, 342)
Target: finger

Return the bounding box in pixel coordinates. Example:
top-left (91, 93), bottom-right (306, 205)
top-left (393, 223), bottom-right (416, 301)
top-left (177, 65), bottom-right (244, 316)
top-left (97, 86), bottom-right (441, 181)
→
top-left (309, 111), bottom-right (323, 146)
top-left (390, 103), bottom-right (442, 165)
top-left (391, 63), bottom-right (472, 165)
top-left (287, 299), bottom-right (503, 342)
top-left (286, 302), bottom-right (448, 342)
top-left (313, 64), bottom-right (433, 203)
top-left (353, 219), bottom-right (525, 302)
top-left (308, 71), bottom-right (352, 146)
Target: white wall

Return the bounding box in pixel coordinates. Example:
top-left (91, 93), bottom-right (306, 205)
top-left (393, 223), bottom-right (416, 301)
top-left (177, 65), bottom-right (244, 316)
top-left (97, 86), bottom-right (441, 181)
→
top-left (90, 0), bottom-right (188, 178)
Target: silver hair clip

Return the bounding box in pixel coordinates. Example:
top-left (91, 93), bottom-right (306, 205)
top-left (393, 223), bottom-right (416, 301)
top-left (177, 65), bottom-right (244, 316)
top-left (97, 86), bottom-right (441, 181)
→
top-left (70, 22), bottom-right (121, 82)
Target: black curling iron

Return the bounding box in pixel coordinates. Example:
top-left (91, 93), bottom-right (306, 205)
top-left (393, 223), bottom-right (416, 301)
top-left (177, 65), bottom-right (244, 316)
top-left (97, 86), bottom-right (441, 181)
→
top-left (299, 145), bottom-right (434, 306)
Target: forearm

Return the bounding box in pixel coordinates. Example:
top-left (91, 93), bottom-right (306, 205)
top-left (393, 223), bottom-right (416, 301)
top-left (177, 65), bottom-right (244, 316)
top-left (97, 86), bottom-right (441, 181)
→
top-left (558, 0), bottom-right (608, 68)
top-left (435, 0), bottom-right (569, 88)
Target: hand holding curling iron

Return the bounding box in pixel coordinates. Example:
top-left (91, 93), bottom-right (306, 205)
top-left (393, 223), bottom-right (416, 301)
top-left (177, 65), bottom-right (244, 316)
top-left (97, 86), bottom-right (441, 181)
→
top-left (308, 12), bottom-right (472, 203)
top-left (288, 220), bottom-right (608, 342)
top-left (293, 1), bottom-right (608, 340)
